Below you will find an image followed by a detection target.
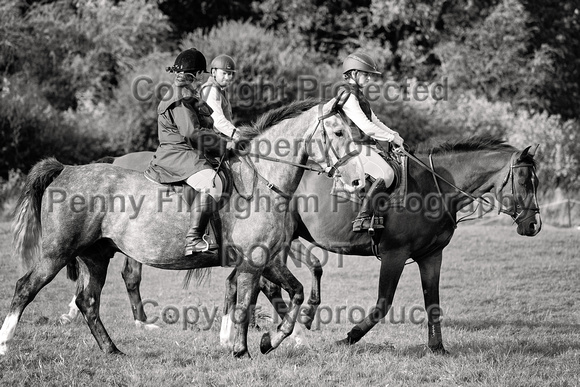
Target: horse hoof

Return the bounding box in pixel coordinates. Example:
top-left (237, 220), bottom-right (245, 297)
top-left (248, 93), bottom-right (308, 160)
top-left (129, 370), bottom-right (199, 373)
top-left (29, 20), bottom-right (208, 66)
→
top-left (335, 337), bottom-right (355, 346)
top-left (0, 344), bottom-right (7, 356)
top-left (429, 343), bottom-right (449, 355)
top-left (260, 332), bottom-right (275, 354)
top-left (233, 349), bottom-right (251, 359)
top-left (336, 338), bottom-right (348, 346)
top-left (109, 348), bottom-right (126, 356)
top-left (59, 314), bottom-right (74, 325)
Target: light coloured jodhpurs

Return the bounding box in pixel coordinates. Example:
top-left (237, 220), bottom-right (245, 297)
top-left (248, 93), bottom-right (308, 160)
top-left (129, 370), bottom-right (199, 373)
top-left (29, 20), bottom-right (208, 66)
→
top-left (359, 146), bottom-right (395, 186)
top-left (185, 169), bottom-right (223, 201)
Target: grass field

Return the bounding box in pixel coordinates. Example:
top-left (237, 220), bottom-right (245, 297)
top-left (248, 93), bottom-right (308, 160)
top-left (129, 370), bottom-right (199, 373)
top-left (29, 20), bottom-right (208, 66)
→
top-left (0, 220), bottom-right (579, 386)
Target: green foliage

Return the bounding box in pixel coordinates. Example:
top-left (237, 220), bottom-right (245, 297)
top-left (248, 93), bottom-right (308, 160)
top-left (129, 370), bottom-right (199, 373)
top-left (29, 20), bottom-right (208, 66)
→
top-left (158, 0), bottom-right (255, 36)
top-left (181, 21), bottom-right (323, 123)
top-left (0, 0), bottom-right (170, 175)
top-left (82, 51), bottom-right (174, 154)
top-left (435, 0), bottom-right (555, 115)
top-left (0, 76), bottom-right (110, 178)
top-left (521, 1), bottom-right (580, 119)
top-left (0, 169), bottom-right (25, 220)
top-left (1, 0), bottom-right (579, 197)
top-left (1, 0), bottom-right (170, 110)
top-left (254, 0), bottom-right (379, 64)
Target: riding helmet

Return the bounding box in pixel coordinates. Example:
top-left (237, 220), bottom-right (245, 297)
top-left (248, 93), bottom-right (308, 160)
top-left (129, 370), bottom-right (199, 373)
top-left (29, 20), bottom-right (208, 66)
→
top-left (166, 48), bottom-right (208, 73)
top-left (210, 54), bottom-right (237, 72)
top-left (342, 52), bottom-right (382, 75)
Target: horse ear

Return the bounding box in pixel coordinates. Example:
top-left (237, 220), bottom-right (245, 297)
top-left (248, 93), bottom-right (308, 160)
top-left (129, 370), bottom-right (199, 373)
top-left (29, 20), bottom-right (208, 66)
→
top-left (528, 144), bottom-right (539, 157)
top-left (518, 146), bottom-right (531, 161)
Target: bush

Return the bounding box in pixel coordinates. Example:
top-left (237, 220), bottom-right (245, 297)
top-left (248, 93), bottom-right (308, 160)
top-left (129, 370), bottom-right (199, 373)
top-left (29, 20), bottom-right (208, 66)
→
top-left (181, 20), bottom-right (323, 123)
top-left (0, 169), bottom-right (25, 221)
top-left (0, 76), bottom-right (110, 178)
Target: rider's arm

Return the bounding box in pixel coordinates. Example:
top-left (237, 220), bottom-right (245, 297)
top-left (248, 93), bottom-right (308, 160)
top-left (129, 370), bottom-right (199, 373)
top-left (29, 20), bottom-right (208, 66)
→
top-left (173, 103), bottom-right (199, 140)
top-left (174, 104), bottom-right (228, 156)
top-left (202, 85), bottom-right (238, 139)
top-left (371, 111), bottom-right (404, 145)
top-left (341, 94), bottom-right (396, 142)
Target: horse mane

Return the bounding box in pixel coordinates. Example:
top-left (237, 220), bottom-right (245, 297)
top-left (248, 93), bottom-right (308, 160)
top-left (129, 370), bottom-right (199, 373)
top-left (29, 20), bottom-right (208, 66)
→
top-left (236, 99), bottom-right (319, 140)
top-left (425, 135), bottom-right (516, 155)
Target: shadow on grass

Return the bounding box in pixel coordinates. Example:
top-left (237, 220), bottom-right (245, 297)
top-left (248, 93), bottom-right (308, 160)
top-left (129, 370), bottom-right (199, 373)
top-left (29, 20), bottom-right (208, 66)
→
top-left (445, 318), bottom-right (580, 356)
top-left (445, 317), bottom-right (580, 333)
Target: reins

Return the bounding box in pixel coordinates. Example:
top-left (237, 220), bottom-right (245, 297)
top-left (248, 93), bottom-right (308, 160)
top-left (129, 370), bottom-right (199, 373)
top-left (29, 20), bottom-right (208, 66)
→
top-left (232, 103), bottom-right (359, 200)
top-left (399, 147), bottom-right (539, 227)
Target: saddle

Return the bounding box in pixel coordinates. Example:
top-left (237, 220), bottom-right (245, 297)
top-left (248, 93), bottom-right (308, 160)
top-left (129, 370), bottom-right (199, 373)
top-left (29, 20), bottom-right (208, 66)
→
top-left (330, 145), bottom-right (408, 209)
top-left (375, 140), bottom-right (408, 210)
top-left (144, 166), bottom-right (231, 257)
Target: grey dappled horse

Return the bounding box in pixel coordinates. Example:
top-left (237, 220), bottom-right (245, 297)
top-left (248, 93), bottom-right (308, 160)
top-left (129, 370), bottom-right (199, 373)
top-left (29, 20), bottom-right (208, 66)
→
top-left (0, 99), bottom-right (364, 357)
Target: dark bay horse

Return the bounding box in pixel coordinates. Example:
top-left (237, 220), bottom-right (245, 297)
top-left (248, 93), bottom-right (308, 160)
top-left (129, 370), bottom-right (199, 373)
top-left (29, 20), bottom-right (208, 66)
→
top-left (0, 99), bottom-right (364, 357)
top-left (61, 137), bottom-right (542, 355)
top-left (223, 137), bottom-right (541, 354)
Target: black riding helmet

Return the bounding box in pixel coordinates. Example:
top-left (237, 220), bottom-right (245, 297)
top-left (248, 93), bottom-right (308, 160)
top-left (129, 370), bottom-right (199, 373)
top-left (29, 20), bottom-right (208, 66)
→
top-left (166, 48), bottom-right (208, 74)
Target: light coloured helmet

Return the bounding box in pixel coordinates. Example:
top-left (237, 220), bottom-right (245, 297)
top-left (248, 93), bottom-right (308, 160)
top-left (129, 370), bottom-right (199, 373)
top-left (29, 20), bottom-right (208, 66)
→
top-left (210, 54), bottom-right (236, 72)
top-left (342, 52), bottom-right (381, 75)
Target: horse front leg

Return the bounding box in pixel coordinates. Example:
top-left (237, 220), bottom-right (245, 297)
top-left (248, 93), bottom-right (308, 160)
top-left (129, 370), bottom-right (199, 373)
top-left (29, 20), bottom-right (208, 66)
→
top-left (220, 269), bottom-right (238, 348)
top-left (232, 266), bottom-right (262, 358)
top-left (259, 257), bottom-right (305, 354)
top-left (337, 249), bottom-right (407, 345)
top-left (416, 250), bottom-right (447, 354)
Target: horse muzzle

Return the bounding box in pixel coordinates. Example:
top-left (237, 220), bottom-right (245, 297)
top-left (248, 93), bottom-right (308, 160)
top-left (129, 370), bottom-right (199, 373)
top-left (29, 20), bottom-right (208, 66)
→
top-left (517, 211), bottom-right (542, 236)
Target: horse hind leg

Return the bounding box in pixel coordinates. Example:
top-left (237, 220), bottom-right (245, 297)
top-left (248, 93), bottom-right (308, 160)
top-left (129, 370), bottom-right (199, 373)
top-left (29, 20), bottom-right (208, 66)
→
top-left (121, 255), bottom-right (158, 330)
top-left (289, 239), bottom-right (322, 330)
top-left (416, 251), bottom-right (447, 354)
top-left (75, 243), bottom-right (122, 355)
top-left (59, 295), bottom-right (81, 325)
top-left (0, 253), bottom-right (68, 355)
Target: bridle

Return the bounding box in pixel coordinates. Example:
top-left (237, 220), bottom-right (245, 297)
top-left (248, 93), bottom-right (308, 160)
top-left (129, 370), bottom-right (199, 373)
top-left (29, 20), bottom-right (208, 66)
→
top-left (496, 155), bottom-right (540, 224)
top-left (233, 103), bottom-right (360, 200)
top-left (400, 148), bottom-right (540, 227)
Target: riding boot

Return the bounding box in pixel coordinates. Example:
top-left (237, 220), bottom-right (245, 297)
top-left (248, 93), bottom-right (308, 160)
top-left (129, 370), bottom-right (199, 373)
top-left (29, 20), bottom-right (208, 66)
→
top-left (352, 178), bottom-right (387, 232)
top-left (185, 192), bottom-right (216, 256)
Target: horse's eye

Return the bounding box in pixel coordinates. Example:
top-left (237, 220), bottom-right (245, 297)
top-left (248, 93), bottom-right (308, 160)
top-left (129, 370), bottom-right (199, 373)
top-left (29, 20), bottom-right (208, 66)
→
top-left (335, 130), bottom-right (344, 137)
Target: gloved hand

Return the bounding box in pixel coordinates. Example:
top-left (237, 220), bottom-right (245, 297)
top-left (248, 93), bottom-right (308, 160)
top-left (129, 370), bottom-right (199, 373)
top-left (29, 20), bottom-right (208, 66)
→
top-left (392, 133), bottom-right (404, 147)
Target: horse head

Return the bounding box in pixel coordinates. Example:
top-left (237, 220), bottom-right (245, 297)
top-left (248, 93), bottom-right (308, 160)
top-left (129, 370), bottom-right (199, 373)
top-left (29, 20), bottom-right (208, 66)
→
top-left (310, 112), bottom-right (365, 194)
top-left (499, 144), bottom-right (542, 236)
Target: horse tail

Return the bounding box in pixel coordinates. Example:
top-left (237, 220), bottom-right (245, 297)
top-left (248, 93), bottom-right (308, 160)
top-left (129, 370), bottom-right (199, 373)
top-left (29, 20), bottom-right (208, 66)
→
top-left (12, 158), bottom-right (65, 271)
top-left (182, 268), bottom-right (212, 289)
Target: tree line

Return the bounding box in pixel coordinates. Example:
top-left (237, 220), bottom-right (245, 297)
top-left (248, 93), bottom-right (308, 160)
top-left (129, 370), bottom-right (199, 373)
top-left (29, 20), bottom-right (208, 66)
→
top-left (1, 0), bottom-right (579, 196)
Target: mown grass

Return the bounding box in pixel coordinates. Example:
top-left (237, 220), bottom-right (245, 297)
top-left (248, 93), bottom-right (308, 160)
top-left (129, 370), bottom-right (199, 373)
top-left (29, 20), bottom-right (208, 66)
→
top-left (0, 220), bottom-right (579, 386)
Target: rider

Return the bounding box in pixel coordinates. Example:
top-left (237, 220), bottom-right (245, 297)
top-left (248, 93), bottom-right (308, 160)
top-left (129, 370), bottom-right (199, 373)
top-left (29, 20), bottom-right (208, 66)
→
top-left (145, 48), bottom-right (228, 255)
top-left (336, 51), bottom-right (405, 232)
top-left (201, 54), bottom-right (239, 140)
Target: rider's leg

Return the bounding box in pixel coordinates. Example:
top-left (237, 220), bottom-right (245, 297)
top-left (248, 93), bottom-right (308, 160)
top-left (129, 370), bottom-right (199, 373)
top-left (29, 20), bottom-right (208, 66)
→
top-left (184, 169), bottom-right (223, 255)
top-left (353, 149), bottom-right (394, 232)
